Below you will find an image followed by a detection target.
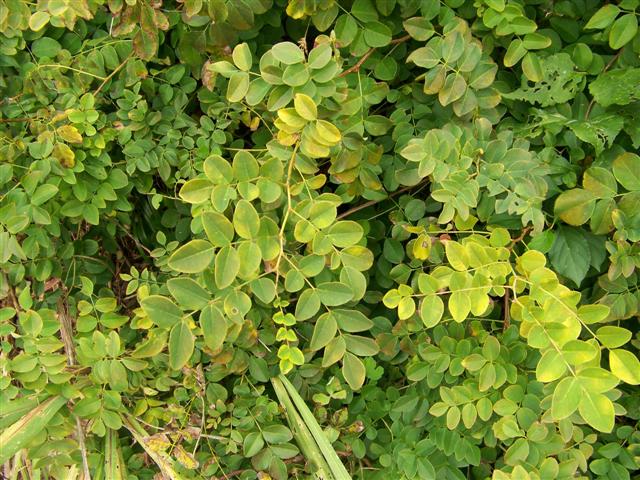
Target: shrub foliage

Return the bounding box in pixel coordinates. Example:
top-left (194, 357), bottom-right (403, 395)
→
top-left (1, 0), bottom-right (640, 479)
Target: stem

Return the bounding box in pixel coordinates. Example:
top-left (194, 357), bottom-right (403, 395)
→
top-left (584, 50), bottom-right (623, 120)
top-left (338, 35), bottom-right (411, 77)
top-left (336, 178), bottom-right (429, 220)
top-left (94, 52), bottom-right (133, 95)
top-left (274, 142), bottom-right (300, 284)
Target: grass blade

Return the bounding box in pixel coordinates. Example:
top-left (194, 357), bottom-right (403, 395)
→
top-left (271, 376), bottom-right (333, 479)
top-left (278, 375), bottom-right (352, 479)
top-left (105, 429), bottom-right (127, 480)
top-left (0, 395), bottom-right (67, 464)
top-left (274, 374), bottom-right (352, 480)
top-left (121, 415), bottom-right (188, 480)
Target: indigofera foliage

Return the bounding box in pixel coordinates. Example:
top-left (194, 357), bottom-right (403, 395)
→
top-left (1, 1), bottom-right (640, 479)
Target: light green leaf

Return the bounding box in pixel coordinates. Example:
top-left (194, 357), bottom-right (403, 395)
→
top-left (202, 211), bottom-right (234, 247)
top-left (551, 377), bottom-right (581, 420)
top-left (596, 326), bottom-right (631, 349)
top-left (578, 390), bottom-right (615, 432)
top-left (227, 71), bottom-right (250, 102)
top-left (310, 313), bottom-right (337, 351)
top-left (200, 304), bottom-right (227, 351)
top-left (168, 240), bottom-right (215, 273)
top-left (294, 93), bottom-right (317, 121)
top-left (342, 352), bottom-right (366, 390)
top-left (232, 43), bottom-right (252, 71)
top-left (609, 349), bottom-right (640, 385)
top-left (169, 321), bottom-right (194, 370)
top-left (140, 296), bottom-right (183, 329)
top-left (536, 350), bottom-right (567, 382)
top-left (214, 245), bottom-right (240, 289)
top-left (167, 278), bottom-right (209, 310)
top-left (612, 153), bottom-right (640, 191)
top-left (233, 200), bottom-right (260, 239)
top-left (609, 14), bottom-right (638, 50)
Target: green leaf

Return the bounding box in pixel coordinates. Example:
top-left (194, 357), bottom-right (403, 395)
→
top-left (554, 189), bottom-right (596, 225)
top-left (596, 326), bottom-right (631, 349)
top-left (243, 431), bottom-right (264, 457)
top-left (504, 39), bottom-right (527, 67)
top-left (200, 304), bottom-right (227, 351)
top-left (317, 282), bottom-right (353, 306)
top-left (578, 390), bottom-right (615, 432)
top-left (168, 240), bottom-right (215, 273)
top-left (420, 295), bottom-right (444, 328)
top-left (0, 395), bottom-right (67, 464)
top-left (549, 226), bottom-right (591, 286)
top-left (449, 292), bottom-right (470, 322)
top-left (227, 71), bottom-right (250, 102)
top-left (271, 42), bottom-right (305, 64)
top-left (214, 245), bottom-right (240, 289)
top-left (169, 321), bottom-right (194, 370)
top-left (294, 94), bottom-right (317, 121)
top-left (585, 4), bottom-right (620, 29)
top-left (295, 289), bottom-right (321, 321)
top-left (342, 352), bottom-right (366, 390)
top-left (609, 14), bottom-right (638, 50)
top-left (536, 350), bottom-right (567, 382)
top-left (504, 438), bottom-right (529, 466)
top-left (141, 296), bottom-right (183, 329)
top-left (310, 313), bottom-right (337, 351)
top-left (202, 212), bottom-right (234, 247)
top-left (32, 37), bottom-right (61, 58)
top-left (167, 278), bottom-right (209, 310)
top-left (232, 42), bottom-right (252, 71)
top-left (233, 200), bottom-right (260, 239)
top-left (612, 153), bottom-right (640, 191)
top-left (31, 184), bottom-right (59, 206)
top-left (29, 11), bottom-right (50, 31)
top-left (583, 167), bottom-right (618, 198)
top-left (363, 21), bottom-right (391, 47)
top-left (551, 377), bottom-right (581, 420)
top-left (609, 349), bottom-right (640, 385)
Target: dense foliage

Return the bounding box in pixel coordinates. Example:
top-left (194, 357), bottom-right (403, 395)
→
top-left (1, 0), bottom-right (640, 479)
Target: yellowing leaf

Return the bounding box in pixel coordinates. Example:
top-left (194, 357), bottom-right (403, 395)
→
top-left (294, 94), bottom-right (317, 121)
top-left (609, 349), bottom-right (640, 385)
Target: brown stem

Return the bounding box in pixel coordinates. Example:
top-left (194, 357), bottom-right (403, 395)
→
top-left (216, 451), bottom-right (355, 479)
top-left (338, 35), bottom-right (411, 77)
top-left (509, 226), bottom-right (532, 249)
top-left (93, 52), bottom-right (133, 96)
top-left (0, 117), bottom-right (31, 124)
top-left (503, 288), bottom-right (511, 331)
top-left (585, 49), bottom-right (623, 120)
top-left (336, 179), bottom-right (428, 220)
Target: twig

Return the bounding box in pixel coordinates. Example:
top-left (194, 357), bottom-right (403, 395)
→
top-left (216, 451), bottom-right (355, 479)
top-left (585, 49), bottom-right (623, 120)
top-left (508, 226), bottom-right (531, 249)
top-left (76, 417), bottom-right (92, 480)
top-left (336, 179), bottom-right (428, 220)
top-left (0, 117), bottom-right (31, 124)
top-left (93, 52), bottom-right (133, 96)
top-left (338, 35), bottom-right (411, 77)
top-left (503, 288), bottom-right (510, 331)
top-left (57, 297), bottom-right (91, 479)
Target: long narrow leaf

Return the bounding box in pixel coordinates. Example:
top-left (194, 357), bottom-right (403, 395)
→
top-left (276, 374), bottom-right (352, 480)
top-left (105, 429), bottom-right (127, 480)
top-left (271, 376), bottom-right (333, 479)
top-left (0, 395), bottom-right (67, 464)
top-left (121, 415), bottom-right (188, 480)
top-left (0, 395), bottom-right (44, 430)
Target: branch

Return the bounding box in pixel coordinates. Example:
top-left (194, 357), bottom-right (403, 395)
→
top-left (93, 52), bottom-right (133, 96)
top-left (338, 35), bottom-right (411, 77)
top-left (0, 117), bottom-right (31, 124)
top-left (336, 179), bottom-right (428, 220)
top-left (585, 49), bottom-right (623, 120)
